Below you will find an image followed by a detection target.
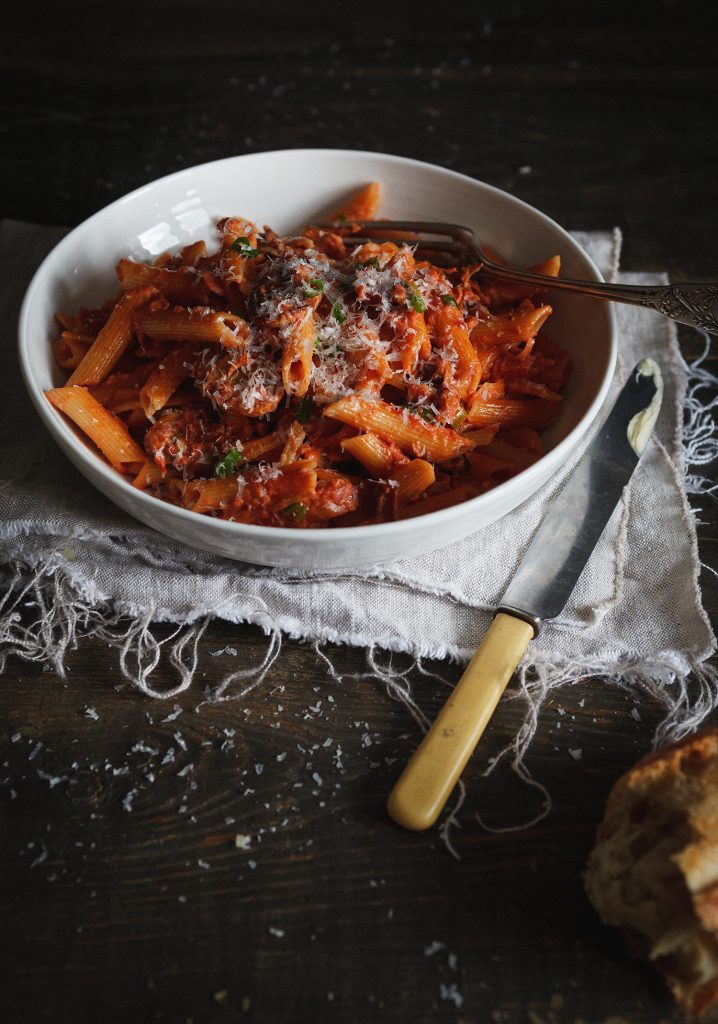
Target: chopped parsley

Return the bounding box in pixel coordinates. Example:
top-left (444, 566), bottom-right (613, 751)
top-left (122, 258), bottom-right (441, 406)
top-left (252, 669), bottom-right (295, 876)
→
top-left (331, 300), bottom-right (346, 324)
top-left (355, 257), bottom-right (380, 270)
top-left (296, 395), bottom-right (313, 423)
top-left (213, 448), bottom-right (246, 478)
top-left (230, 236), bottom-right (259, 258)
top-left (406, 402), bottom-right (435, 422)
top-left (303, 278), bottom-right (324, 298)
top-left (441, 293), bottom-right (459, 307)
top-left (406, 283), bottom-right (427, 313)
top-left (283, 500), bottom-right (309, 521)
top-left (451, 408), bottom-right (468, 431)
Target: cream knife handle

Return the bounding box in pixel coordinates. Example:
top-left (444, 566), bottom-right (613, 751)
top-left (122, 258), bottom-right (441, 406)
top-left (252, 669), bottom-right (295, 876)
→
top-left (387, 612), bottom-right (535, 831)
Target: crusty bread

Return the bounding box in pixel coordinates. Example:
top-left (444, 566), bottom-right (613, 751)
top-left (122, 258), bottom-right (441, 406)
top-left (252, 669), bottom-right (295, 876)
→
top-left (585, 728), bottom-right (718, 1018)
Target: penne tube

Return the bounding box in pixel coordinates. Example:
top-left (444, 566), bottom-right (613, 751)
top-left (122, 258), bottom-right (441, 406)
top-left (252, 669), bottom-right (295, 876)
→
top-left (383, 369), bottom-right (409, 391)
top-left (68, 287), bottom-right (157, 386)
top-left (474, 382), bottom-right (505, 402)
top-left (279, 308), bottom-right (315, 398)
top-left (139, 342), bottom-right (197, 418)
top-left (135, 307), bottom-right (249, 349)
top-left (182, 477), bottom-right (239, 513)
top-left (218, 217), bottom-right (260, 296)
top-left (279, 421), bottom-right (306, 466)
top-left (158, 477), bottom-right (187, 503)
top-left (351, 241), bottom-right (400, 265)
top-left (427, 305), bottom-right (482, 403)
top-left (469, 304), bottom-right (552, 349)
top-left (177, 240), bottom-right (207, 266)
top-left (392, 459), bottom-right (436, 503)
top-left (132, 459), bottom-right (166, 489)
top-left (331, 181), bottom-right (381, 221)
top-left (481, 255), bottom-right (561, 306)
top-left (507, 379), bottom-right (562, 401)
top-left (46, 386), bottom-right (146, 472)
top-left (242, 427), bottom-right (288, 461)
top-left (324, 396), bottom-right (475, 462)
top-left (462, 425), bottom-right (501, 446)
top-left (393, 309), bottom-right (430, 374)
top-left (89, 368), bottom-right (154, 407)
top-left (105, 388), bottom-right (143, 414)
top-left (53, 333), bottom-right (91, 370)
top-left (116, 259), bottom-right (210, 305)
top-left (340, 432), bottom-right (399, 477)
top-left (466, 396), bottom-right (560, 429)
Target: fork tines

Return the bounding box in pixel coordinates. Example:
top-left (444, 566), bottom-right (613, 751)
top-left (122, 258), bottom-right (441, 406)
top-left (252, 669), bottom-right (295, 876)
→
top-left (315, 219), bottom-right (469, 263)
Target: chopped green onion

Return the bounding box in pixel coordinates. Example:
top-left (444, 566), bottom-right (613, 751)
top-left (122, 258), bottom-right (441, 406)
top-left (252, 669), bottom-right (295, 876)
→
top-left (230, 236), bottom-right (259, 258)
top-left (406, 402), bottom-right (435, 422)
top-left (283, 500), bottom-right (309, 521)
top-left (296, 395), bottom-right (314, 423)
top-left (313, 335), bottom-right (322, 350)
top-left (213, 448), bottom-right (246, 478)
top-left (355, 257), bottom-right (380, 270)
top-left (332, 300), bottom-right (346, 324)
top-left (406, 283), bottom-right (427, 313)
top-left (451, 408), bottom-right (468, 431)
top-left (303, 278), bottom-right (324, 298)
top-left (441, 293), bottom-right (459, 307)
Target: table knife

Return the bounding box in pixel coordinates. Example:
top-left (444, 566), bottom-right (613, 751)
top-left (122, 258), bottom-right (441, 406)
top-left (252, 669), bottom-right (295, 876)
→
top-left (387, 359), bottom-right (664, 831)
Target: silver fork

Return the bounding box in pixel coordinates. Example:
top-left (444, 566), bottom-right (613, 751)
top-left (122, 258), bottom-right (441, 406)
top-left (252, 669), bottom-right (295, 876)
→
top-left (320, 219), bottom-right (718, 336)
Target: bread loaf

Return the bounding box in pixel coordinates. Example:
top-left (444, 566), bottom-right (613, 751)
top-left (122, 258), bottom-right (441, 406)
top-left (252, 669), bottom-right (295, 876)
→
top-left (585, 729), bottom-right (718, 1017)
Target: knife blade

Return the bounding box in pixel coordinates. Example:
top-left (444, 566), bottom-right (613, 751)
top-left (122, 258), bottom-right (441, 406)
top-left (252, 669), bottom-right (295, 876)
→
top-left (387, 359), bottom-right (663, 831)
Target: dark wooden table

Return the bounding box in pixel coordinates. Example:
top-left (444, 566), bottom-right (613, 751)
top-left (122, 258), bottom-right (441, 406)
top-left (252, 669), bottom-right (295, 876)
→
top-left (2, 3), bottom-right (717, 1021)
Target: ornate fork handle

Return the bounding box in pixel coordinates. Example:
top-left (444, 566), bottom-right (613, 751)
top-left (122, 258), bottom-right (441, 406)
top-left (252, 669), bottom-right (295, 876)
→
top-left (478, 263), bottom-right (718, 335)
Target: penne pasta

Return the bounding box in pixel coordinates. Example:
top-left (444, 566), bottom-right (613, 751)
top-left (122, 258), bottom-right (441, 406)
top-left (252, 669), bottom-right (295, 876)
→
top-left (183, 477), bottom-right (239, 513)
top-left (277, 307), bottom-right (315, 398)
top-left (427, 304), bottom-right (482, 407)
top-left (68, 287), bottom-right (157, 386)
top-left (331, 181), bottom-right (380, 221)
top-left (53, 333), bottom-right (91, 370)
top-left (139, 342), bottom-right (197, 418)
top-left (470, 304), bottom-right (553, 350)
top-left (242, 427), bottom-right (288, 461)
top-left (46, 386), bottom-right (147, 472)
top-left (324, 396), bottom-right (475, 462)
top-left (135, 307), bottom-right (249, 349)
top-left (132, 459), bottom-right (166, 490)
top-left (340, 432), bottom-right (402, 477)
top-left (392, 459), bottom-right (436, 503)
top-left (116, 259), bottom-right (210, 305)
top-left (279, 421), bottom-right (306, 466)
top-left (466, 396), bottom-right (559, 429)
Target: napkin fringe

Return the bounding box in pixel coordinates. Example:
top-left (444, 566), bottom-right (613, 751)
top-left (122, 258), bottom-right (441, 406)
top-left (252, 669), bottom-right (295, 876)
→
top-left (1, 338), bottom-right (716, 792)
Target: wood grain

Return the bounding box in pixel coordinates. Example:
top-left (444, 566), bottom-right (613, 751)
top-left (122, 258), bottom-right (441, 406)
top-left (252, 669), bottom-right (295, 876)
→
top-left (2, 1), bottom-right (717, 1021)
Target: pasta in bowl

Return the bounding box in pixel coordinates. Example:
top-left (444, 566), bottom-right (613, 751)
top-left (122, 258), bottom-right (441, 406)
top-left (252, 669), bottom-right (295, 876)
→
top-left (18, 150), bottom-right (616, 568)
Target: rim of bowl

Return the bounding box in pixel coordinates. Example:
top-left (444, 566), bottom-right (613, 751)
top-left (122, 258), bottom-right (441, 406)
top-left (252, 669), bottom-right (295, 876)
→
top-left (18, 148), bottom-right (618, 544)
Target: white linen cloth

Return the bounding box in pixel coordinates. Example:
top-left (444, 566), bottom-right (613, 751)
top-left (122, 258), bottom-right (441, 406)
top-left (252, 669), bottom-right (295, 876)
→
top-left (1, 220), bottom-right (715, 749)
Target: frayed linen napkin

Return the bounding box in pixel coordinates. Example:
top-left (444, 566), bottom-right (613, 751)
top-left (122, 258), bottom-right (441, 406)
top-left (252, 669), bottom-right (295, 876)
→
top-left (1, 220), bottom-right (716, 746)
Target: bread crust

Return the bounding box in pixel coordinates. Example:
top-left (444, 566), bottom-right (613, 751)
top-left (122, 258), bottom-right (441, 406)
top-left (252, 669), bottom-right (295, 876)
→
top-left (585, 728), bottom-right (718, 1018)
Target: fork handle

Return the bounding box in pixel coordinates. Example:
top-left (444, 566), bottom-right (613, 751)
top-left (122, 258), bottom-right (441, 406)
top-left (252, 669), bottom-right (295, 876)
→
top-left (479, 263), bottom-right (718, 335)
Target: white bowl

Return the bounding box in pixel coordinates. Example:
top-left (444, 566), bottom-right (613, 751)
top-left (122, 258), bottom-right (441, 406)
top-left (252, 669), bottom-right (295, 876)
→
top-left (18, 149), bottom-right (616, 569)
